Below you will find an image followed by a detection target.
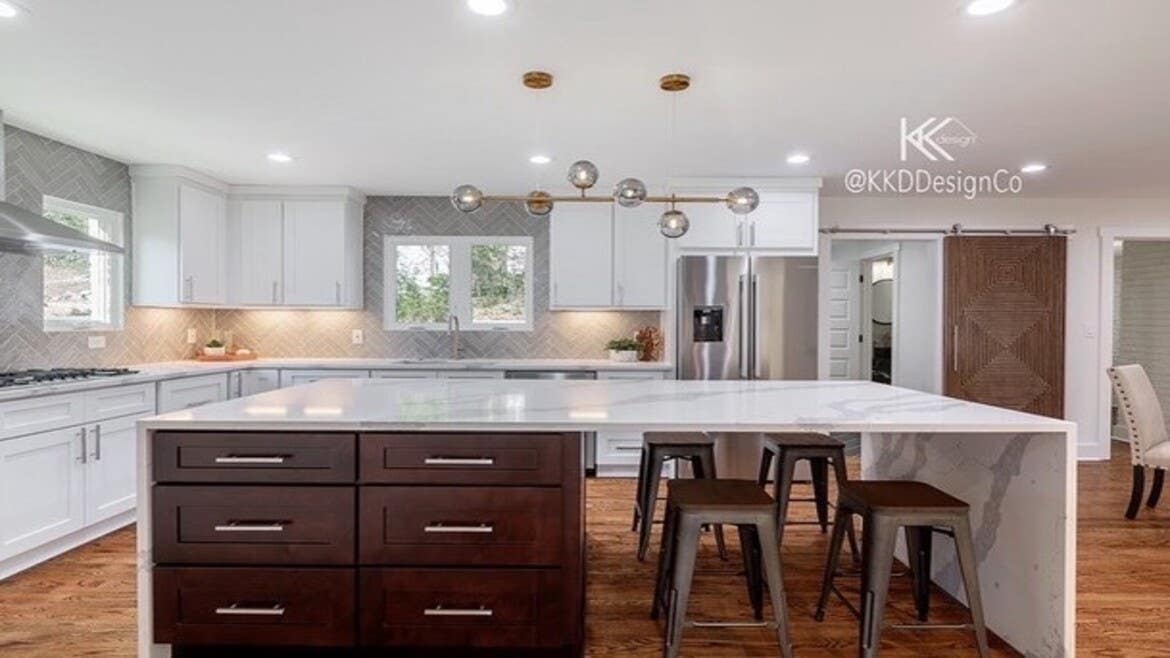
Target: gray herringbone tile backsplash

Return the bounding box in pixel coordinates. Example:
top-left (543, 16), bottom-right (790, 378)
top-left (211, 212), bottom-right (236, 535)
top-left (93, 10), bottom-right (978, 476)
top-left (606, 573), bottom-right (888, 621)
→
top-left (215, 197), bottom-right (661, 359)
top-left (1, 126), bottom-right (659, 370)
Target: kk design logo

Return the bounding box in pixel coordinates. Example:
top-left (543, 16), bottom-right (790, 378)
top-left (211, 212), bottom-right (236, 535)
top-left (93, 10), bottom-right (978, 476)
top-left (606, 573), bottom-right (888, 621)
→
top-left (900, 117), bottom-right (978, 162)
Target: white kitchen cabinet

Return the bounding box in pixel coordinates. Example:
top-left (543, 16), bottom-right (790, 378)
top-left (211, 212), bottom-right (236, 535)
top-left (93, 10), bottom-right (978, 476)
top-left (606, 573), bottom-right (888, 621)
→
top-left (280, 369), bottom-right (370, 388)
top-left (85, 382), bottom-right (155, 420)
top-left (613, 204), bottom-right (668, 308)
top-left (283, 200), bottom-right (354, 306)
top-left (746, 192), bottom-right (819, 252)
top-left (157, 374), bottom-right (229, 413)
top-left (440, 370), bottom-right (505, 380)
top-left (239, 369), bottom-right (281, 396)
top-left (0, 427), bottom-right (87, 561)
top-left (549, 203), bottom-right (614, 308)
top-left (229, 200), bottom-right (284, 305)
top-left (0, 392), bottom-right (87, 441)
top-left (131, 165), bottom-right (230, 307)
top-left (371, 370), bottom-right (437, 380)
top-left (84, 412), bottom-right (150, 525)
top-left (669, 178), bottom-right (822, 254)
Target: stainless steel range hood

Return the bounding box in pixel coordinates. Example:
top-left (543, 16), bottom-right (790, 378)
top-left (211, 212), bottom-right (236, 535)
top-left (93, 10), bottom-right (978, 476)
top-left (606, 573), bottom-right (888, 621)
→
top-left (0, 199), bottom-right (125, 254)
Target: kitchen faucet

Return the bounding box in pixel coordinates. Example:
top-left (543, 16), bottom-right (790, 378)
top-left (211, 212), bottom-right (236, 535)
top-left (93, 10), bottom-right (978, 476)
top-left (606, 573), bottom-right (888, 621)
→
top-left (447, 314), bottom-right (461, 359)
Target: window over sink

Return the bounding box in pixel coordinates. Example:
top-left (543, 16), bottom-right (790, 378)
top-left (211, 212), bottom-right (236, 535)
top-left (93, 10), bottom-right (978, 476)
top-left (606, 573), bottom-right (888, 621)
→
top-left (384, 236), bottom-right (533, 331)
top-left (42, 196), bottom-right (125, 332)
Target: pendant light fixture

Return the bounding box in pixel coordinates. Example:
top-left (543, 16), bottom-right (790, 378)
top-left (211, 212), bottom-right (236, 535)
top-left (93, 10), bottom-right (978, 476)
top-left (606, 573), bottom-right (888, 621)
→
top-left (449, 71), bottom-right (760, 238)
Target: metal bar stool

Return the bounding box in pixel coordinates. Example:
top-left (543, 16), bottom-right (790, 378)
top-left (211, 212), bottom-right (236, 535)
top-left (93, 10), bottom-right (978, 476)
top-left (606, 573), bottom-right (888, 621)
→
top-left (815, 480), bottom-right (990, 658)
top-left (651, 479), bottom-right (793, 658)
top-left (755, 432), bottom-right (858, 559)
top-left (633, 432), bottom-right (727, 562)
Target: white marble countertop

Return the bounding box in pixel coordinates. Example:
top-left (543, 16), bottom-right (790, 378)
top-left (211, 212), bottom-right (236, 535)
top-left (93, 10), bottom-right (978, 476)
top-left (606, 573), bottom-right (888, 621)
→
top-left (0, 357), bottom-right (673, 403)
top-left (141, 378), bottom-right (1074, 435)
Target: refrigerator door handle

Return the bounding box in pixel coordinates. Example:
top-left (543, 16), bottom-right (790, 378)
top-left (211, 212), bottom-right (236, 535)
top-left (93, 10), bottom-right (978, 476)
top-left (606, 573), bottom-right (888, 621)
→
top-left (751, 274), bottom-right (759, 379)
top-left (738, 274), bottom-right (749, 379)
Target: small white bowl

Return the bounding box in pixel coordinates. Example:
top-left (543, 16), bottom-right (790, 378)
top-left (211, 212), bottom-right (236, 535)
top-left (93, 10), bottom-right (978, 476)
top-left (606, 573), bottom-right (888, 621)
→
top-left (608, 349), bottom-right (639, 363)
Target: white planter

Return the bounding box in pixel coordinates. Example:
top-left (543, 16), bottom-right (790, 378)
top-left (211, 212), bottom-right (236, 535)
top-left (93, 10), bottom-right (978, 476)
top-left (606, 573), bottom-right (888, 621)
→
top-left (608, 350), bottom-right (639, 363)
top-left (203, 346), bottom-right (227, 357)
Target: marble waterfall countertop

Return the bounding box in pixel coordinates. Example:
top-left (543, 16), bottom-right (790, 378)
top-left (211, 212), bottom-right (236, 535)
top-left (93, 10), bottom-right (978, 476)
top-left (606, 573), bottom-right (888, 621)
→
top-left (0, 357), bottom-right (673, 403)
top-left (140, 377), bottom-right (1074, 435)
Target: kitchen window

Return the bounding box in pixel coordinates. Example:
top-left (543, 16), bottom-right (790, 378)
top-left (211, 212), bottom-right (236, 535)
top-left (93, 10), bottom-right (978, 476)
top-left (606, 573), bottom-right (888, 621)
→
top-left (42, 196), bottom-right (125, 332)
top-left (384, 236), bottom-right (533, 331)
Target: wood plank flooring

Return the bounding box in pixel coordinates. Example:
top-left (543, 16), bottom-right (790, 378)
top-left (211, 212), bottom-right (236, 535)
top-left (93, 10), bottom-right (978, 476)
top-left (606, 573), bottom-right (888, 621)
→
top-left (0, 446), bottom-right (1164, 656)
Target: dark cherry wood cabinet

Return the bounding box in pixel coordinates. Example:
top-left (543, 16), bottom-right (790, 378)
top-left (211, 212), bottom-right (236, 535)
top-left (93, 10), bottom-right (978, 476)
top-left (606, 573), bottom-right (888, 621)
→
top-left (151, 431), bottom-right (584, 657)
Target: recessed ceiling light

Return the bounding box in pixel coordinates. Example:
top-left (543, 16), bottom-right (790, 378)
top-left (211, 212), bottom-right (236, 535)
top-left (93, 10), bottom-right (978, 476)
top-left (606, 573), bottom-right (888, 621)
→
top-left (467, 0), bottom-right (509, 16)
top-left (786, 152), bottom-right (811, 166)
top-left (0, 2), bottom-right (20, 18)
top-left (1020, 162), bottom-right (1048, 174)
top-left (529, 154), bottom-right (551, 165)
top-left (965, 0), bottom-right (1017, 16)
top-left (266, 152), bottom-right (293, 164)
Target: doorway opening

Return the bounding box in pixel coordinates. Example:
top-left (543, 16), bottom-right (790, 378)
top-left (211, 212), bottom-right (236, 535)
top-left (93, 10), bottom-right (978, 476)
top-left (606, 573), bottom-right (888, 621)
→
top-left (820, 237), bottom-right (943, 394)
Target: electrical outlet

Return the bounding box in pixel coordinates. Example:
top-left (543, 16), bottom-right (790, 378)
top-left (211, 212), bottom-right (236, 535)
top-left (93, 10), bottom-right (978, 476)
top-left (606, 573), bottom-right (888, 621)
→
top-left (87, 335), bottom-right (106, 350)
top-left (186, 328), bottom-right (197, 344)
top-left (351, 329), bottom-right (364, 346)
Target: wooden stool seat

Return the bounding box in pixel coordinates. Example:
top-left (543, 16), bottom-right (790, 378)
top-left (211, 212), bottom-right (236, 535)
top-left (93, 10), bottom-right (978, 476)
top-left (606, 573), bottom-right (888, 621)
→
top-left (816, 480), bottom-right (990, 658)
top-left (652, 479), bottom-right (793, 658)
top-left (632, 432), bottom-right (727, 562)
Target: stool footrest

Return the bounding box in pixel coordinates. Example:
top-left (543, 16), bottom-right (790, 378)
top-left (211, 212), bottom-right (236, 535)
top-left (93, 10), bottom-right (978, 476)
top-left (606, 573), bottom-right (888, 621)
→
top-left (887, 622), bottom-right (975, 631)
top-left (689, 620), bottom-right (776, 629)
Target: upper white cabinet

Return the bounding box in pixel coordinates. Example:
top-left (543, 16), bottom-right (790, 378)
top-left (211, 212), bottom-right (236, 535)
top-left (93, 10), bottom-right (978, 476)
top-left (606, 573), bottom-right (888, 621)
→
top-left (669, 178), bottom-right (822, 254)
top-left (131, 165), bottom-right (229, 306)
top-left (550, 203), bottom-right (614, 308)
top-left (227, 188), bottom-right (364, 308)
top-left (613, 204), bottom-right (668, 308)
top-left (549, 203), bottom-right (667, 310)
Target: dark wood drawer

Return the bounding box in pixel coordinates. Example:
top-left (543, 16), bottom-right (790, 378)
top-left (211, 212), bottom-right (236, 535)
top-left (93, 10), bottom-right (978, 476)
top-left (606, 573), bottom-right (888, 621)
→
top-left (153, 486), bottom-right (354, 565)
top-left (359, 486), bottom-right (561, 566)
top-left (154, 432), bottom-right (356, 483)
top-left (359, 433), bottom-right (565, 485)
top-left (359, 568), bottom-right (565, 649)
top-left (154, 567), bottom-right (355, 647)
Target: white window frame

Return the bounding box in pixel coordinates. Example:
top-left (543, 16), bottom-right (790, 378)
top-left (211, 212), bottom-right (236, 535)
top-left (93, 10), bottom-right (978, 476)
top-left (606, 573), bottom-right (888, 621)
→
top-left (42, 196), bottom-right (125, 333)
top-left (384, 235), bottom-right (534, 332)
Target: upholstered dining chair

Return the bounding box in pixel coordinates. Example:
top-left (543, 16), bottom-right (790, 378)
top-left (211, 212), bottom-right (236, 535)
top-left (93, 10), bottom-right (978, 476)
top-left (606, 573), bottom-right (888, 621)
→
top-left (1108, 364), bottom-right (1170, 519)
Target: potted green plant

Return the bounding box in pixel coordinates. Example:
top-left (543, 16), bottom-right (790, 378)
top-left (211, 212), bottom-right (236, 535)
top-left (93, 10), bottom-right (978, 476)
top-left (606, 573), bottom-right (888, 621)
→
top-left (203, 339), bottom-right (226, 357)
top-left (606, 337), bottom-right (640, 363)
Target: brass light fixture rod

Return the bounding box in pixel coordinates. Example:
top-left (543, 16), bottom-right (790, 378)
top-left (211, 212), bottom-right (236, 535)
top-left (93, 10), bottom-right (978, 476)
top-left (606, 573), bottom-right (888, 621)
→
top-left (481, 194), bottom-right (724, 204)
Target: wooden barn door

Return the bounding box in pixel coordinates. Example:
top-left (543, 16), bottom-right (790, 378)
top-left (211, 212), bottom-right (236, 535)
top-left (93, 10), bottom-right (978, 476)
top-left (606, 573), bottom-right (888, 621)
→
top-left (944, 236), bottom-right (1066, 418)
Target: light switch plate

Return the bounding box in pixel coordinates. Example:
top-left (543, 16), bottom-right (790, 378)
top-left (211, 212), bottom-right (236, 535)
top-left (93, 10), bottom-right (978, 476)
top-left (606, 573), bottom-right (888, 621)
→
top-left (87, 335), bottom-right (106, 349)
top-left (351, 329), bottom-right (364, 345)
top-left (186, 328), bottom-right (197, 344)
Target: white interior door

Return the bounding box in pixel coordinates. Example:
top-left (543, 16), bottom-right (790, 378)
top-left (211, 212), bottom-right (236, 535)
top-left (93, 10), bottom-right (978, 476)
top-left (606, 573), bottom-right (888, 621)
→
top-left (85, 414), bottom-right (146, 524)
top-left (827, 262), bottom-right (860, 379)
top-left (0, 427), bottom-right (86, 561)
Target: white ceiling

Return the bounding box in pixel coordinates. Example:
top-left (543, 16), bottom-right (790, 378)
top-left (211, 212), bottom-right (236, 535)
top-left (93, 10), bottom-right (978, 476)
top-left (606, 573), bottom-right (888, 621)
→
top-left (1, 0), bottom-right (1169, 197)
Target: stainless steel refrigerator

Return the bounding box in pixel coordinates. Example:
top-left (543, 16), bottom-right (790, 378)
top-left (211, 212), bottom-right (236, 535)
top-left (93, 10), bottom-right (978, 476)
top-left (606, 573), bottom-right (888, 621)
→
top-left (677, 255), bottom-right (819, 381)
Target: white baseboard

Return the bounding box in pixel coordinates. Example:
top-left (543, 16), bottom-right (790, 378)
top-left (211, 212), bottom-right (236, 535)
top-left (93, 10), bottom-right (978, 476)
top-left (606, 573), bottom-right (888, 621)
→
top-left (0, 510), bottom-right (135, 580)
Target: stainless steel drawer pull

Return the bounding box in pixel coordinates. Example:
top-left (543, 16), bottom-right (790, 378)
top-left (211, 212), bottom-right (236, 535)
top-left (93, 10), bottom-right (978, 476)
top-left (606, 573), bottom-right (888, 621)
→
top-left (215, 603), bottom-right (286, 616)
top-left (424, 605), bottom-right (493, 617)
top-left (423, 457), bottom-right (495, 466)
top-left (214, 521), bottom-right (288, 533)
top-left (423, 523), bottom-right (494, 534)
top-left (214, 455), bottom-right (289, 464)
top-left (612, 445), bottom-right (642, 452)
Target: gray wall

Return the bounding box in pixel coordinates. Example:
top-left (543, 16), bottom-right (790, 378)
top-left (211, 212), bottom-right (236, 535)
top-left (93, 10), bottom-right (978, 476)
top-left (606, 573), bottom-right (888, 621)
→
top-left (1116, 241), bottom-right (1170, 432)
top-left (1, 125), bottom-right (211, 370)
top-left (215, 196), bottom-right (661, 359)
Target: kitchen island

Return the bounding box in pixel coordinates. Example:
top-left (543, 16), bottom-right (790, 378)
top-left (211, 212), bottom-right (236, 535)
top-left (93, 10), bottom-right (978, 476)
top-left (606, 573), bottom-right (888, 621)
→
top-left (136, 378), bottom-right (1075, 657)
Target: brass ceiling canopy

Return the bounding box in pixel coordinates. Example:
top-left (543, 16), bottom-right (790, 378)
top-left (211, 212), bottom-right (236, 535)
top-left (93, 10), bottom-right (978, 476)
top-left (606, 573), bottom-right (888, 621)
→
top-left (659, 73), bottom-right (691, 92)
top-left (522, 70), bottom-right (554, 90)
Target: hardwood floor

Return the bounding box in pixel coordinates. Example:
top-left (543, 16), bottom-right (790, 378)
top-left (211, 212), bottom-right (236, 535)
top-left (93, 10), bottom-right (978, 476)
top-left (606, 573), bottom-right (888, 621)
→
top-left (0, 446), bottom-right (1164, 656)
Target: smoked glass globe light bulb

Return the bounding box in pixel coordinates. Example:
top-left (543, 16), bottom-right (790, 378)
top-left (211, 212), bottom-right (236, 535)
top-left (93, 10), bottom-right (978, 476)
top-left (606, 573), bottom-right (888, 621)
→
top-left (659, 209), bottom-right (690, 238)
top-left (613, 178), bottom-right (648, 208)
top-left (450, 184), bottom-right (484, 213)
top-left (726, 187), bottom-right (760, 215)
top-left (525, 190), bottom-right (554, 217)
top-left (566, 160), bottom-right (599, 190)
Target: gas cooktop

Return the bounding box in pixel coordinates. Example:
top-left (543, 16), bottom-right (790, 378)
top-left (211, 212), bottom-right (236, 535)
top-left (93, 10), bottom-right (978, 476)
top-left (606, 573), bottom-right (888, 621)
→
top-left (0, 368), bottom-right (139, 389)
